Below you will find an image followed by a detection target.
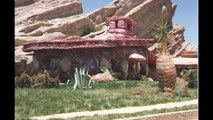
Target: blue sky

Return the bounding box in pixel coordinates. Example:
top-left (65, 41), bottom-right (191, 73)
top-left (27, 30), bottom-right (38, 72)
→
top-left (171, 0), bottom-right (198, 46)
top-left (81, 0), bottom-right (198, 46)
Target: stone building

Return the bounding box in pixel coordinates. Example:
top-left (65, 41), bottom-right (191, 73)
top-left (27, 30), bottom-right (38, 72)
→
top-left (22, 16), bottom-right (155, 82)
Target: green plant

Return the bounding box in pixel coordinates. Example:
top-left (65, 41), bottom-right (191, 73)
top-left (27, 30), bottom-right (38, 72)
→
top-left (15, 72), bottom-right (59, 88)
top-left (31, 72), bottom-right (59, 88)
top-left (15, 72), bottom-right (32, 88)
top-left (152, 21), bottom-right (173, 45)
top-left (74, 67), bottom-right (92, 90)
top-left (152, 21), bottom-right (176, 90)
top-left (31, 73), bottom-right (45, 88)
top-left (180, 69), bottom-right (198, 88)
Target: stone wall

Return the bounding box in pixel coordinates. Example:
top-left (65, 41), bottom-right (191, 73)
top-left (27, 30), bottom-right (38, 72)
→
top-left (32, 47), bottom-right (148, 82)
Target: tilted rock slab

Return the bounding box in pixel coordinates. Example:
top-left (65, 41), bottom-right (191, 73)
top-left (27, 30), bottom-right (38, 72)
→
top-left (15, 0), bottom-right (189, 76)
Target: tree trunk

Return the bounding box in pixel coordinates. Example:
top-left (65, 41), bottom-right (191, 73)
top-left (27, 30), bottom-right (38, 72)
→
top-left (156, 44), bottom-right (177, 90)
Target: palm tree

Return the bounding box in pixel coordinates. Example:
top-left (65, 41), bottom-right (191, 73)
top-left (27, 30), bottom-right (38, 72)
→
top-left (153, 21), bottom-right (177, 91)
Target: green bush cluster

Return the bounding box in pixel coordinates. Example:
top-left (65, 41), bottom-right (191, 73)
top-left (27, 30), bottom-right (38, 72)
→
top-left (15, 72), bottom-right (59, 88)
top-left (15, 73), bottom-right (31, 88)
top-left (180, 69), bottom-right (198, 88)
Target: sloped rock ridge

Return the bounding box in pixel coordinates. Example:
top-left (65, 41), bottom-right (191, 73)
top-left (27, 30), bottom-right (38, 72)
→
top-left (15, 0), bottom-right (176, 44)
top-left (15, 0), bottom-right (197, 76)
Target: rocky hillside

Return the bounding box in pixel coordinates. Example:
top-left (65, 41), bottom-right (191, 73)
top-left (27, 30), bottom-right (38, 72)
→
top-left (15, 0), bottom-right (177, 43)
top-left (15, 0), bottom-right (198, 75)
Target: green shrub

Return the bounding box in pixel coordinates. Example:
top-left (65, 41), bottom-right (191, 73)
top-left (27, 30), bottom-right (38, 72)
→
top-left (74, 67), bottom-right (92, 90)
top-left (180, 69), bottom-right (198, 88)
top-left (15, 72), bottom-right (59, 88)
top-left (31, 72), bottom-right (59, 88)
top-left (15, 72), bottom-right (32, 88)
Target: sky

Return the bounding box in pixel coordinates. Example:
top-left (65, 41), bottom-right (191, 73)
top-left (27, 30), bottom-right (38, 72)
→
top-left (81, 0), bottom-right (198, 46)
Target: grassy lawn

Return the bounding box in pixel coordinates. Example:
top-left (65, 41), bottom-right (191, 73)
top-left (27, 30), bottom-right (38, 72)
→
top-left (15, 80), bottom-right (198, 119)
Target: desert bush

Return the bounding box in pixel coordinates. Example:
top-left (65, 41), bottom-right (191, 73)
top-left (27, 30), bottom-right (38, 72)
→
top-left (133, 86), bottom-right (144, 95)
top-left (15, 72), bottom-right (32, 88)
top-left (174, 78), bottom-right (191, 97)
top-left (162, 87), bottom-right (174, 97)
top-left (180, 69), bottom-right (198, 88)
top-left (31, 72), bottom-right (59, 88)
top-left (15, 72), bottom-right (59, 88)
top-left (133, 82), bottom-right (158, 96)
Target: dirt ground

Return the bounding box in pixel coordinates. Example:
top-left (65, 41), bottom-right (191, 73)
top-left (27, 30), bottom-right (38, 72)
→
top-left (119, 109), bottom-right (198, 120)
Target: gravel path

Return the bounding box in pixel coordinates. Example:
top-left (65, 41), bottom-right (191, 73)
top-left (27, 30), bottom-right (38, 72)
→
top-left (31, 99), bottom-right (198, 120)
top-left (116, 109), bottom-right (198, 120)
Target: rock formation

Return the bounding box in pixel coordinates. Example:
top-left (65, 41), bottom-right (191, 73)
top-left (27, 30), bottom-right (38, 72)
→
top-left (15, 0), bottom-right (177, 44)
top-left (15, 0), bottom-right (197, 76)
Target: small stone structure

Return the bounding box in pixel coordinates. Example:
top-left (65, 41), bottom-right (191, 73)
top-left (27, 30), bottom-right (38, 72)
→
top-left (22, 16), bottom-right (155, 82)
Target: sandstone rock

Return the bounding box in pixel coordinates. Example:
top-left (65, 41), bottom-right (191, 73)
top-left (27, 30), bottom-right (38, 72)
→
top-left (18, 15), bottom-right (95, 38)
top-left (15, 0), bottom-right (195, 76)
top-left (46, 16), bottom-right (96, 37)
top-left (85, 0), bottom-right (147, 33)
top-left (84, 0), bottom-right (176, 39)
top-left (15, 46), bottom-right (33, 76)
top-left (168, 24), bottom-right (185, 54)
top-left (16, 0), bottom-right (177, 41)
top-left (113, 0), bottom-right (146, 16)
top-left (29, 1), bottom-right (82, 21)
top-left (15, 0), bottom-right (35, 7)
top-left (15, 0), bottom-right (84, 44)
top-left (125, 0), bottom-right (176, 38)
top-left (83, 26), bottom-right (108, 39)
top-left (15, 39), bottom-right (30, 47)
top-left (19, 22), bottom-right (53, 34)
top-left (171, 24), bottom-right (185, 42)
top-left (15, 0), bottom-right (82, 25)
top-left (15, 46), bottom-right (33, 64)
top-left (15, 32), bottom-right (66, 42)
top-left (27, 30), bottom-right (44, 36)
top-left (87, 5), bottom-right (118, 25)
